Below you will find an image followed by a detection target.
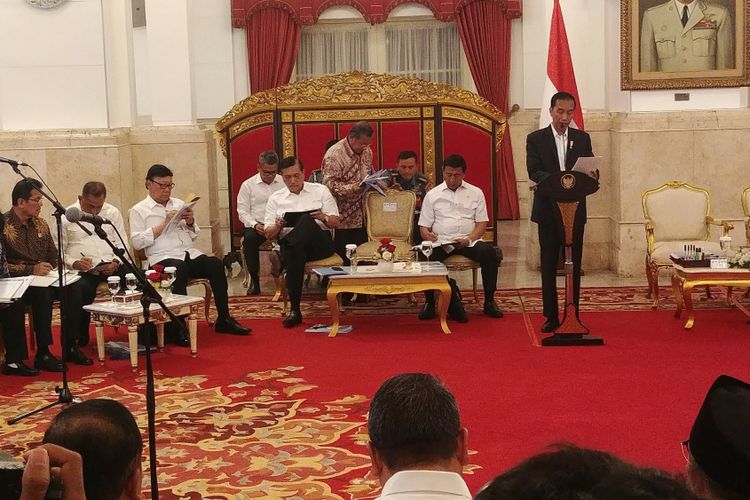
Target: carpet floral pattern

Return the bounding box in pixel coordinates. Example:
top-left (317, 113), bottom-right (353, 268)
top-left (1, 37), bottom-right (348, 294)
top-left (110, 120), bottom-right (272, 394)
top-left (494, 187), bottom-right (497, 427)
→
top-left (0, 366), bottom-right (480, 499)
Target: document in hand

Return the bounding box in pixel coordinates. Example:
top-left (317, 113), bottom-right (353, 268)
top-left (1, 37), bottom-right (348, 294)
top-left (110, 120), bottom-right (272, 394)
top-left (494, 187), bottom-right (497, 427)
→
top-left (163, 198), bottom-right (199, 235)
top-left (359, 170), bottom-right (390, 195)
top-left (31, 270), bottom-right (81, 287)
top-left (283, 209), bottom-right (319, 226)
top-left (0, 276), bottom-right (35, 303)
top-left (572, 156), bottom-right (602, 178)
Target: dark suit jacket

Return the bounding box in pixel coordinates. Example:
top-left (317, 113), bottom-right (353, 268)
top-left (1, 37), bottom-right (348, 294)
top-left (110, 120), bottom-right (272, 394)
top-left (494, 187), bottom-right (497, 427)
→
top-left (526, 125), bottom-right (593, 227)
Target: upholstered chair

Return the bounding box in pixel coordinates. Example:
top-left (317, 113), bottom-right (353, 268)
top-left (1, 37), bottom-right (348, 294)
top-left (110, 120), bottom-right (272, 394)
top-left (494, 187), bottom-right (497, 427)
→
top-left (742, 186), bottom-right (750, 245)
top-left (357, 190), bottom-right (417, 261)
top-left (642, 181), bottom-right (732, 308)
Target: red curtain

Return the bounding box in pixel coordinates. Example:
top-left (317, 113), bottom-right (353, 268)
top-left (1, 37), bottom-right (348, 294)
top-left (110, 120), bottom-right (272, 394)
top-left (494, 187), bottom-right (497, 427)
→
top-left (456, 0), bottom-right (520, 220)
top-left (246, 8), bottom-right (300, 93)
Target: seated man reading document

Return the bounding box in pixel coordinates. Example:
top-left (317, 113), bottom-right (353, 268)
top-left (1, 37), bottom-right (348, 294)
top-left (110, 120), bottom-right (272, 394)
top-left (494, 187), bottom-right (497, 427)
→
top-left (418, 154), bottom-right (503, 321)
top-left (264, 156), bottom-right (340, 328)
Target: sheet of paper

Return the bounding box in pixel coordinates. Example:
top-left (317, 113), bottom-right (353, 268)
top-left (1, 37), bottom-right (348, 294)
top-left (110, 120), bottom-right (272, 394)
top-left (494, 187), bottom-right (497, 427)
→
top-left (572, 156), bottom-right (602, 177)
top-left (163, 200), bottom-right (199, 235)
top-left (31, 270), bottom-right (81, 288)
top-left (0, 276), bottom-right (34, 303)
top-left (382, 202), bottom-right (397, 212)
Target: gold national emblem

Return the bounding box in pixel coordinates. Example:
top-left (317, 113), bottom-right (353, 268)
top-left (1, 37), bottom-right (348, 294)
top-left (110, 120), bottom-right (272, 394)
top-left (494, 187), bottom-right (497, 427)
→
top-left (561, 174), bottom-right (576, 190)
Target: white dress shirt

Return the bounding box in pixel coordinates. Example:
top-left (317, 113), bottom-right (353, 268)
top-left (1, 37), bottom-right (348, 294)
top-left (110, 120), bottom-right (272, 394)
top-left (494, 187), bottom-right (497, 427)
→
top-left (418, 181), bottom-right (489, 242)
top-left (264, 182), bottom-right (339, 237)
top-left (377, 470), bottom-right (471, 499)
top-left (236, 173), bottom-right (284, 228)
top-left (554, 126), bottom-right (568, 171)
top-left (129, 195), bottom-right (202, 266)
top-left (62, 200), bottom-right (128, 269)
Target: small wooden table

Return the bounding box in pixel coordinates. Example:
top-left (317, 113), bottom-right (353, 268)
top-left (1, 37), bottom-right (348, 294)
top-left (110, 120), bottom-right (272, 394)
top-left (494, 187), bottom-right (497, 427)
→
top-left (671, 264), bottom-right (750, 329)
top-left (83, 294), bottom-right (203, 370)
top-left (321, 262), bottom-right (453, 337)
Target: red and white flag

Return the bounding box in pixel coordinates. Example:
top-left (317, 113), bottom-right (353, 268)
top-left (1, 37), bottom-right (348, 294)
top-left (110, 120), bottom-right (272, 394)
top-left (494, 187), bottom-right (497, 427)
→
top-left (539, 0), bottom-right (584, 130)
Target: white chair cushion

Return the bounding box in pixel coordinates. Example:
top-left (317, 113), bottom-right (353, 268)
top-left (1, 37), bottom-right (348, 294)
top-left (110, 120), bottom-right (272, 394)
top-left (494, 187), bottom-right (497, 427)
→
top-left (646, 189), bottom-right (707, 241)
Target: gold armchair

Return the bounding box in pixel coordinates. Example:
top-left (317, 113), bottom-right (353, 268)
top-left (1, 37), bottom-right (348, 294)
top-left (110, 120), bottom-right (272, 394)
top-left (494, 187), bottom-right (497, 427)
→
top-left (743, 186), bottom-right (750, 245)
top-left (642, 181), bottom-right (732, 308)
top-left (357, 190), bottom-right (417, 261)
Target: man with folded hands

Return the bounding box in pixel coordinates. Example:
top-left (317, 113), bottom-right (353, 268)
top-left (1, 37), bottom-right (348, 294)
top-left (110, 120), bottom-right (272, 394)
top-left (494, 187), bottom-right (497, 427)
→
top-left (418, 154), bottom-right (503, 321)
top-left (264, 156), bottom-right (340, 328)
top-left (63, 181), bottom-right (129, 348)
top-left (2, 179), bottom-right (90, 371)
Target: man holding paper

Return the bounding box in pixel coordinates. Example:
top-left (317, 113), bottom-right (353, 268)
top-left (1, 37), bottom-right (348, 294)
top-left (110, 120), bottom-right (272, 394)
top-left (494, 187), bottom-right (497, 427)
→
top-left (2, 179), bottom-right (90, 370)
top-left (63, 181), bottom-right (128, 347)
top-left (265, 157), bottom-right (340, 328)
top-left (130, 164), bottom-right (250, 338)
top-left (418, 154), bottom-right (503, 320)
top-left (526, 91), bottom-right (597, 333)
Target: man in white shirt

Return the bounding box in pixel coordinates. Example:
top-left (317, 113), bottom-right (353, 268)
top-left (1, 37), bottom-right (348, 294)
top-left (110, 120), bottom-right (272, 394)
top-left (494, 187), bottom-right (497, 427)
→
top-left (368, 373), bottom-right (472, 500)
top-left (264, 156), bottom-right (340, 328)
top-left (236, 151), bottom-right (284, 295)
top-left (418, 154), bottom-right (503, 320)
top-left (63, 182), bottom-right (128, 347)
top-left (130, 164), bottom-right (250, 338)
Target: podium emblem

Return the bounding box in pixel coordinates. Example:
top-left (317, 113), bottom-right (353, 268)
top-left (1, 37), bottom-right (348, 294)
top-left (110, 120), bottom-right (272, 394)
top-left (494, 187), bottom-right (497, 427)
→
top-left (560, 173), bottom-right (576, 190)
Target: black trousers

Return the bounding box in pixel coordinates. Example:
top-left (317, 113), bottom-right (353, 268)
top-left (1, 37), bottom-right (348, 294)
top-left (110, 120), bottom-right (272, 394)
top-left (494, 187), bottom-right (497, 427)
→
top-left (426, 241), bottom-right (500, 303)
top-left (0, 300), bottom-right (29, 363)
top-left (21, 280), bottom-right (85, 352)
top-left (538, 222), bottom-right (584, 321)
top-left (333, 227), bottom-right (368, 265)
top-left (242, 228), bottom-right (267, 276)
top-left (157, 254), bottom-right (231, 319)
top-left (280, 215), bottom-right (335, 312)
top-left (77, 265), bottom-right (129, 343)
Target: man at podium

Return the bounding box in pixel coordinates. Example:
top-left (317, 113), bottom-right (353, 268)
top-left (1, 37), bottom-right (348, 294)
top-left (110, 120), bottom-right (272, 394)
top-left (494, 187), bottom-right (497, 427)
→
top-left (527, 91), bottom-right (594, 334)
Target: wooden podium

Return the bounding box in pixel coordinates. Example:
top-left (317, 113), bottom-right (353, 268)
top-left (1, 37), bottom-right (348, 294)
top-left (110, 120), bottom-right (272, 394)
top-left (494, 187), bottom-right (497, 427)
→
top-left (535, 171), bottom-right (604, 346)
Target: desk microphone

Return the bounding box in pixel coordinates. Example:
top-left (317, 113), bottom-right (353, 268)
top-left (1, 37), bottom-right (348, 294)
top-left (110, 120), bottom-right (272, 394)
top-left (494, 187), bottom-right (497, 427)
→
top-left (65, 206), bottom-right (112, 226)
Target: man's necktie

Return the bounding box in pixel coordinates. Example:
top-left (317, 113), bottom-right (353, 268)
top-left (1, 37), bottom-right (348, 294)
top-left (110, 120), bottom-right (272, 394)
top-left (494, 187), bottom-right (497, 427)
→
top-left (681, 5), bottom-right (689, 27)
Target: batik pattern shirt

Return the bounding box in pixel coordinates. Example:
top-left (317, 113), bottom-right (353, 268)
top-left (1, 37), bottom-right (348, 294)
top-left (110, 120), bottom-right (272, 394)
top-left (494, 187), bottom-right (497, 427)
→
top-left (2, 209), bottom-right (58, 276)
top-left (322, 138), bottom-right (373, 229)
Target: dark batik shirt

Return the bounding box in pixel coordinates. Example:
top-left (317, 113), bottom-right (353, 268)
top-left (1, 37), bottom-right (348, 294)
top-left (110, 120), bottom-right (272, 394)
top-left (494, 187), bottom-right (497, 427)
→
top-left (2, 209), bottom-right (58, 276)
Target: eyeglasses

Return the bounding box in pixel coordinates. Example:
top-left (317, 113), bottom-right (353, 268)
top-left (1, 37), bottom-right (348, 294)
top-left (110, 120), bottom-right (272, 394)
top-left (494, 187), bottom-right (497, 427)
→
top-left (28, 197), bottom-right (43, 204)
top-left (681, 439), bottom-right (691, 463)
top-left (149, 180), bottom-right (175, 190)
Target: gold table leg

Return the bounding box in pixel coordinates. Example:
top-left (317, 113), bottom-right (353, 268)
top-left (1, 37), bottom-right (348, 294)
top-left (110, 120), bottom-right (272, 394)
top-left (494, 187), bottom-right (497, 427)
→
top-left (94, 321), bottom-right (105, 363)
top-left (326, 286), bottom-right (341, 338)
top-left (128, 325), bottom-right (138, 371)
top-left (189, 312), bottom-right (198, 357)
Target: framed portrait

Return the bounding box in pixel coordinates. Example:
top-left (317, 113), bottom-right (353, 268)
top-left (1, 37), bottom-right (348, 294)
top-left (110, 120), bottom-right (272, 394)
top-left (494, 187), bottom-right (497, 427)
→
top-left (621, 0), bottom-right (750, 90)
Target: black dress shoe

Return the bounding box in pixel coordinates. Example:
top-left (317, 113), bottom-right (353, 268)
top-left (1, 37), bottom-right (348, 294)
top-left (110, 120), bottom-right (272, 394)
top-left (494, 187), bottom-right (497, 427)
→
top-left (216, 317), bottom-right (251, 335)
top-left (448, 306), bottom-right (469, 323)
top-left (541, 318), bottom-right (560, 333)
top-left (484, 301), bottom-right (504, 318)
top-left (282, 310), bottom-right (303, 328)
top-left (34, 352), bottom-right (66, 372)
top-left (67, 347), bottom-right (93, 366)
top-left (419, 302), bottom-right (436, 320)
top-left (2, 361), bottom-right (40, 377)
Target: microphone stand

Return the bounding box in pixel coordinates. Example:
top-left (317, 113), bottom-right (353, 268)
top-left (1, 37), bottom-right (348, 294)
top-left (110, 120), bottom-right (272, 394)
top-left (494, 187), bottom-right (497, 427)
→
top-left (8, 165), bottom-right (76, 423)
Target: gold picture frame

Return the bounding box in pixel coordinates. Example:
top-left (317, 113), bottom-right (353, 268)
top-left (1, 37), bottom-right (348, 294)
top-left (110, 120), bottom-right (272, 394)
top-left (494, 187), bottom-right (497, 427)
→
top-left (621, 0), bottom-right (750, 90)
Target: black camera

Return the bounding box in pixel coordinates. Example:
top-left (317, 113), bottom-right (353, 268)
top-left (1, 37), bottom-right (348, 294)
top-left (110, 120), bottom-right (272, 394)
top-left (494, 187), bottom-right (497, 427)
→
top-left (1, 451), bottom-right (63, 500)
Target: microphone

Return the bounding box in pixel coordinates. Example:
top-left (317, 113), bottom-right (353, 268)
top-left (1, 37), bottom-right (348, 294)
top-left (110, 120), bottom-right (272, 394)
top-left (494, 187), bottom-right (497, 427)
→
top-left (65, 206), bottom-right (112, 226)
top-left (0, 156), bottom-right (29, 167)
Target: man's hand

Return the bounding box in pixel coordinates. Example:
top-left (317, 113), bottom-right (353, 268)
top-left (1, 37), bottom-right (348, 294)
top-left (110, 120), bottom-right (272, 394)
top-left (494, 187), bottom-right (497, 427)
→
top-left (72, 258), bottom-right (93, 272)
top-left (310, 209), bottom-right (327, 222)
top-left (21, 444), bottom-right (86, 500)
top-left (98, 261), bottom-right (119, 276)
top-left (423, 230), bottom-right (439, 242)
top-left (181, 207), bottom-right (195, 226)
top-left (164, 210), bottom-right (176, 227)
top-left (254, 223), bottom-right (265, 236)
top-left (32, 262), bottom-right (54, 276)
top-left (453, 238), bottom-right (470, 249)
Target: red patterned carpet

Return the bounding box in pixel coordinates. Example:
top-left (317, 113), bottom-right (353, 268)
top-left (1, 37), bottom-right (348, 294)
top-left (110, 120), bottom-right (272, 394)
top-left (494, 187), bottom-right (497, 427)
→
top-left (1, 285), bottom-right (749, 499)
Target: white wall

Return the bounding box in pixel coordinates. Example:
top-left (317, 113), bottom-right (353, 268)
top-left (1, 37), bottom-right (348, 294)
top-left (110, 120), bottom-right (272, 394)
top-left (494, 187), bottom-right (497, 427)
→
top-left (0, 0), bottom-right (108, 131)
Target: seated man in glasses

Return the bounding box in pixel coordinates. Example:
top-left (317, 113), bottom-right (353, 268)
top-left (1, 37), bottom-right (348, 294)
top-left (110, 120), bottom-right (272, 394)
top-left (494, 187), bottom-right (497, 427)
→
top-left (130, 164), bottom-right (250, 342)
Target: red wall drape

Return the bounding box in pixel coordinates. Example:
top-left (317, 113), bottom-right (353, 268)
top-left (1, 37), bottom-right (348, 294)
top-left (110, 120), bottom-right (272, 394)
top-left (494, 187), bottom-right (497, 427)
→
top-left (246, 8), bottom-right (301, 93)
top-left (456, 0), bottom-right (520, 220)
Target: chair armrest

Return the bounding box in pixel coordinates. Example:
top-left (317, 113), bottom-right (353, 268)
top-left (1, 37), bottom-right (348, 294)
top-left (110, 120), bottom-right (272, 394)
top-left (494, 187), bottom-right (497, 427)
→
top-left (644, 219), bottom-right (655, 254)
top-left (706, 216), bottom-right (733, 236)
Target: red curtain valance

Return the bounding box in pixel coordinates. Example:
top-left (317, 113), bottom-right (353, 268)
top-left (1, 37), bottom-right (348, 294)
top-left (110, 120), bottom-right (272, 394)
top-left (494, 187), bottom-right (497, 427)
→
top-left (232, 0), bottom-right (521, 26)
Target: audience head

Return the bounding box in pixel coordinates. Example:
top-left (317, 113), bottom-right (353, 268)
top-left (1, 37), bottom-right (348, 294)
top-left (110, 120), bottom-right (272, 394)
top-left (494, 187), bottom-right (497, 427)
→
top-left (442, 154), bottom-right (467, 190)
top-left (396, 151), bottom-right (419, 181)
top-left (79, 181), bottom-right (108, 215)
top-left (11, 178), bottom-right (44, 219)
top-left (475, 444), bottom-right (699, 500)
top-left (684, 375), bottom-right (750, 500)
top-left (549, 91), bottom-right (577, 133)
top-left (279, 156), bottom-right (305, 194)
top-left (367, 373), bottom-right (467, 485)
top-left (346, 121), bottom-right (374, 154)
top-left (42, 398), bottom-right (142, 500)
top-left (145, 164), bottom-right (175, 204)
top-left (257, 151), bottom-right (279, 183)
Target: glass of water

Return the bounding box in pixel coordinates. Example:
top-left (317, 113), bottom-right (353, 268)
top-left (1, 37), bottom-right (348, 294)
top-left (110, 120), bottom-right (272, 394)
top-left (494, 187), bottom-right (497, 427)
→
top-left (125, 273), bottom-right (138, 294)
top-left (107, 276), bottom-right (121, 303)
top-left (345, 244), bottom-right (358, 273)
top-left (420, 241), bottom-right (433, 261)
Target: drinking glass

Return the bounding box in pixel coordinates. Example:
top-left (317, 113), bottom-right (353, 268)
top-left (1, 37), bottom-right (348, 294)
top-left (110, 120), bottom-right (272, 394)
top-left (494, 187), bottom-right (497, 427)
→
top-left (162, 266), bottom-right (177, 296)
top-left (125, 273), bottom-right (138, 294)
top-left (345, 244), bottom-right (358, 273)
top-left (107, 276), bottom-right (121, 303)
top-left (420, 241), bottom-right (433, 261)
